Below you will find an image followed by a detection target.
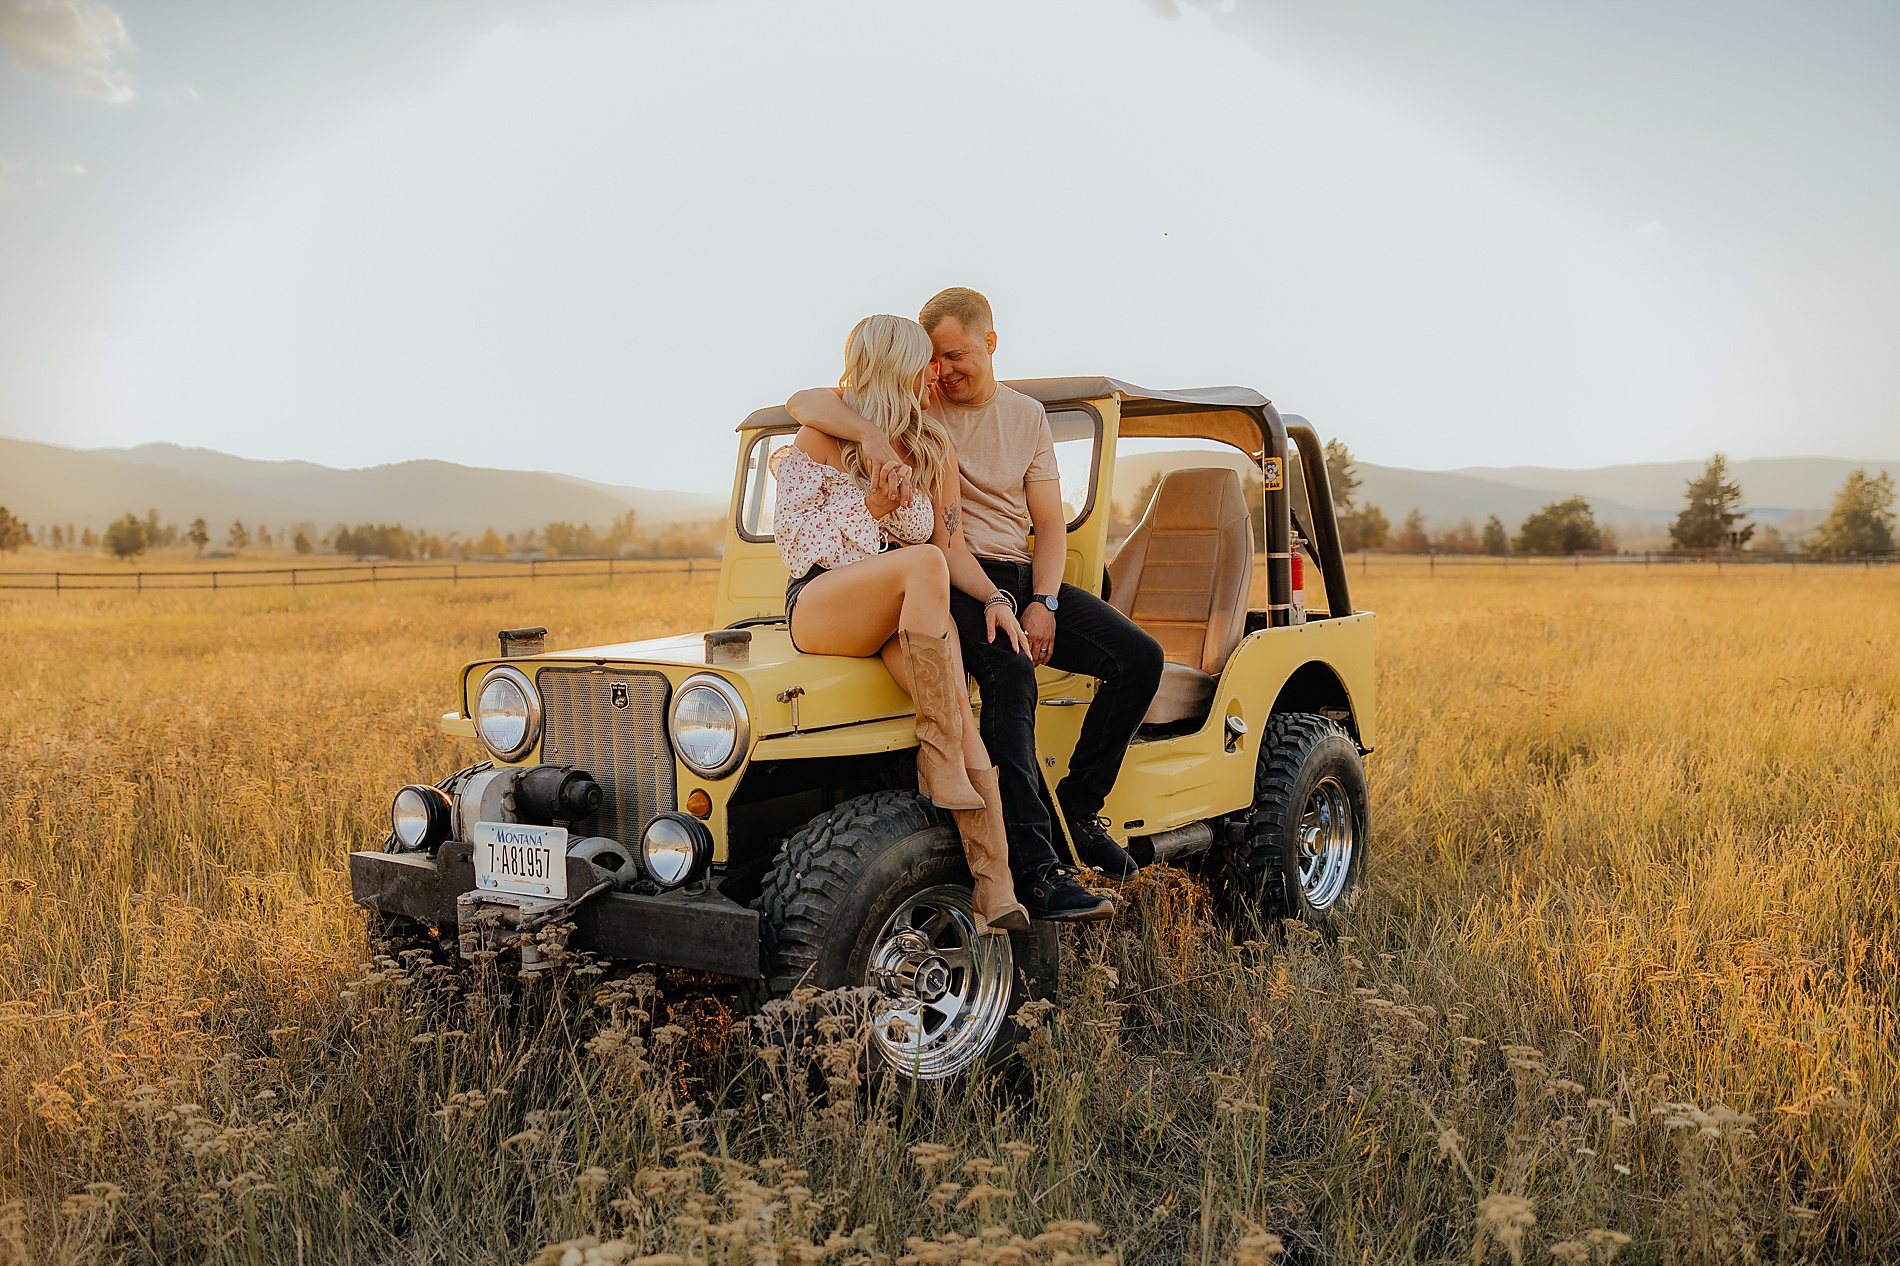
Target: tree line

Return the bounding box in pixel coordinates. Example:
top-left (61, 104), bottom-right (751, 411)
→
top-left (1317, 446), bottom-right (1894, 558)
top-left (0, 505), bottom-right (722, 562)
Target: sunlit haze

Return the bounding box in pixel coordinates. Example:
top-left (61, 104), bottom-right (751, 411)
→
top-left (2, 0), bottom-right (1894, 491)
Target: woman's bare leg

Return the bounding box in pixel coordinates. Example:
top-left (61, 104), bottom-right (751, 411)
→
top-left (789, 545), bottom-right (953, 658)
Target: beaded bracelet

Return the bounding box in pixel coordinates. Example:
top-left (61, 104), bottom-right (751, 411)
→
top-left (984, 590), bottom-right (1017, 615)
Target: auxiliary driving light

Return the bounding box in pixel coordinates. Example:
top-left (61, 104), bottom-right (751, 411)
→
top-left (640, 812), bottom-right (713, 889)
top-left (390, 784), bottom-right (453, 853)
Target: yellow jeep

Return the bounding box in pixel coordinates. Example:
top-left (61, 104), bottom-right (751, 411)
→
top-left (351, 377), bottom-right (1375, 1080)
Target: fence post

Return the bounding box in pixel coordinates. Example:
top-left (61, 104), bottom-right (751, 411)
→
top-left (136, 570), bottom-right (142, 593)
top-left (213, 570), bottom-right (218, 591)
top-left (292, 568), bottom-right (298, 588)
top-left (55, 572), bottom-right (61, 596)
top-left (1361, 548), bottom-right (1367, 575)
top-left (453, 564), bottom-right (459, 585)
top-left (687, 558), bottom-right (695, 578)
top-left (608, 558), bottom-right (614, 583)
top-left (1574, 553), bottom-right (1580, 571)
top-left (531, 559), bottom-right (537, 582)
top-left (1429, 550), bottom-right (1436, 576)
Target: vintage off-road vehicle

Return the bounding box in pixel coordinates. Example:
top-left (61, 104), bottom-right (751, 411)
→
top-left (351, 378), bottom-right (1374, 1079)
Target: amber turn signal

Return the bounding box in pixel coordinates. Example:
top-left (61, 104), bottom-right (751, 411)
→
top-left (685, 789), bottom-right (712, 819)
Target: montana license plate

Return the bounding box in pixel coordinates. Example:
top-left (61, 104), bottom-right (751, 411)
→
top-left (473, 821), bottom-right (569, 899)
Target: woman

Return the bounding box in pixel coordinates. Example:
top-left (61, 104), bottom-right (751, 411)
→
top-left (772, 314), bottom-right (1030, 934)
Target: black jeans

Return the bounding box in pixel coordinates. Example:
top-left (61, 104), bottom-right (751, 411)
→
top-left (950, 559), bottom-right (1165, 874)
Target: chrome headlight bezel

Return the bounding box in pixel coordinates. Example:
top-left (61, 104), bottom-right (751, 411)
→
top-left (667, 673), bottom-right (748, 778)
top-left (474, 665), bottom-right (541, 762)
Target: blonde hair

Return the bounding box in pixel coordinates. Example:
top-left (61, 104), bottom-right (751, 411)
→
top-left (837, 314), bottom-right (952, 502)
top-left (919, 286), bottom-right (992, 337)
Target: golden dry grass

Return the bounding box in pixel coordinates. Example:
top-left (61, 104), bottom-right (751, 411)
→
top-left (2, 563), bottom-right (1896, 1264)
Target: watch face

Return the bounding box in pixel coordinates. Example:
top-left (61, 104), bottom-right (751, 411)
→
top-left (1037, 594), bottom-right (1059, 612)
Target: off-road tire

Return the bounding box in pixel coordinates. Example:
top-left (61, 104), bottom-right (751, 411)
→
top-left (748, 789), bottom-right (1058, 1080)
top-left (1215, 712), bottom-right (1368, 932)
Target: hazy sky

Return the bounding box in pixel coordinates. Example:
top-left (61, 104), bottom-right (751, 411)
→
top-left (1, 0), bottom-right (1894, 491)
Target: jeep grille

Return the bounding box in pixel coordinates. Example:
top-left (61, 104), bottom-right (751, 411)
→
top-left (535, 667), bottom-right (676, 847)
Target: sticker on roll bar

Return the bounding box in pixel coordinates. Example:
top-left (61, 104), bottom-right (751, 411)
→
top-left (473, 821), bottom-right (569, 899)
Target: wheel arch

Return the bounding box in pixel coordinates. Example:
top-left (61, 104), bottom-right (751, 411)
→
top-left (1269, 659), bottom-right (1365, 749)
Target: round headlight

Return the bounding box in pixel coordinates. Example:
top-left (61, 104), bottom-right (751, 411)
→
top-left (668, 675), bottom-right (748, 777)
top-left (640, 812), bottom-right (713, 889)
top-left (391, 783), bottom-right (452, 853)
top-left (474, 665), bottom-right (540, 761)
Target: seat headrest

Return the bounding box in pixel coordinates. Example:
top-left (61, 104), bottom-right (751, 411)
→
top-left (1149, 466), bottom-right (1251, 531)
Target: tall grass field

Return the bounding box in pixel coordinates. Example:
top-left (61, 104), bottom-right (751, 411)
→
top-left (3, 564), bottom-right (1895, 1264)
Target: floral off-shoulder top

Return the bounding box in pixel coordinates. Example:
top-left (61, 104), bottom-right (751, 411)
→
top-left (770, 444), bottom-right (937, 579)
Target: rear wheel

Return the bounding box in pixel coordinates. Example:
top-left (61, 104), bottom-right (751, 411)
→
top-left (750, 790), bottom-right (1058, 1081)
top-left (1216, 712), bottom-right (1368, 930)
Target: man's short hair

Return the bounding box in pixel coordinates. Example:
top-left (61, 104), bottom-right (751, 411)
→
top-left (919, 287), bottom-right (993, 337)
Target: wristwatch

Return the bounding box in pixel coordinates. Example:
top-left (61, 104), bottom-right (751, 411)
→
top-left (1029, 593), bottom-right (1060, 614)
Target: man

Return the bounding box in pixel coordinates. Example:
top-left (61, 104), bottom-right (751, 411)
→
top-left (787, 288), bottom-right (1164, 922)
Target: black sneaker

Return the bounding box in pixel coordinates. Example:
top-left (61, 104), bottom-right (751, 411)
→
top-left (1067, 815), bottom-right (1141, 879)
top-left (1019, 864), bottom-right (1114, 923)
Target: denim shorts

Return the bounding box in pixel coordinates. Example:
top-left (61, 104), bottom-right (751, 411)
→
top-left (783, 564), bottom-right (827, 649)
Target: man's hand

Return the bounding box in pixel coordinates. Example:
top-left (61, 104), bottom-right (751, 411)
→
top-left (1022, 602), bottom-right (1056, 666)
top-left (786, 387), bottom-right (909, 502)
top-left (985, 602), bottom-right (1030, 657)
top-left (857, 430), bottom-right (907, 498)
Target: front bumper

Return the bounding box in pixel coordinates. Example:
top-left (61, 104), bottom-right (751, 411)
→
top-left (349, 842), bottom-right (762, 978)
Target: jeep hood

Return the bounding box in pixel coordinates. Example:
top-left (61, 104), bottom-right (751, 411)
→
top-left (505, 626), bottom-right (915, 738)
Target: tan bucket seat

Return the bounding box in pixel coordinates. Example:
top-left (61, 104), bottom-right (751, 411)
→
top-left (1107, 466), bottom-right (1253, 726)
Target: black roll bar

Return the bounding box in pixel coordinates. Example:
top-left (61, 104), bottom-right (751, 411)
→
top-left (1256, 404), bottom-right (1293, 625)
top-left (1282, 419), bottom-right (1354, 618)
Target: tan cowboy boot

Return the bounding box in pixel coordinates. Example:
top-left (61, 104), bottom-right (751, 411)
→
top-left (953, 764), bottom-right (1030, 935)
top-left (899, 629), bottom-right (985, 811)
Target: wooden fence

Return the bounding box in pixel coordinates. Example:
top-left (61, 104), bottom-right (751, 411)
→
top-left (0, 555), bottom-right (719, 593)
top-left (1, 549), bottom-right (1892, 595)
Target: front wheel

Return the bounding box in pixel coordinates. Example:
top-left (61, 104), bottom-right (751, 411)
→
top-left (750, 790), bottom-right (1057, 1081)
top-left (1216, 713), bottom-right (1369, 931)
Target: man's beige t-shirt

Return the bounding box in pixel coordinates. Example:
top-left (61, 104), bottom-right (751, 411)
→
top-left (929, 384), bottom-right (1058, 565)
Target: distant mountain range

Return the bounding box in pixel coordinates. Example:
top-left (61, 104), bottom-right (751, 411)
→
top-left (0, 438), bottom-right (727, 537)
top-left (2, 436), bottom-right (1891, 545)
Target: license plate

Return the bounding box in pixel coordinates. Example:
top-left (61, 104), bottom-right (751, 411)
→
top-left (473, 822), bottom-right (569, 899)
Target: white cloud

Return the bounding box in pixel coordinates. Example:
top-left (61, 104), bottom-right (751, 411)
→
top-left (0, 0), bottom-right (134, 103)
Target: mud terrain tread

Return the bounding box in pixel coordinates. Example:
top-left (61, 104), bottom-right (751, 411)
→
top-left (750, 790), bottom-right (944, 1000)
top-left (1218, 712), bottom-right (1355, 921)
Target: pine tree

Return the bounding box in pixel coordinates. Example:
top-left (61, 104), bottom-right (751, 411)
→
top-left (1806, 470), bottom-right (1896, 557)
top-left (187, 518), bottom-right (210, 554)
top-left (1393, 508), bottom-right (1430, 553)
top-left (1322, 439), bottom-right (1361, 512)
top-left (1670, 454), bottom-right (1748, 551)
top-left (1481, 515), bottom-right (1509, 556)
top-left (227, 521), bottom-right (251, 550)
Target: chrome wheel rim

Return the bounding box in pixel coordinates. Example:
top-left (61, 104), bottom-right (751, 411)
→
top-left (1297, 776), bottom-right (1355, 910)
top-left (864, 884), bottom-right (1013, 1080)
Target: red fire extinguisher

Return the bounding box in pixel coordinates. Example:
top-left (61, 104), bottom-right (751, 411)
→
top-left (1290, 534), bottom-right (1307, 624)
